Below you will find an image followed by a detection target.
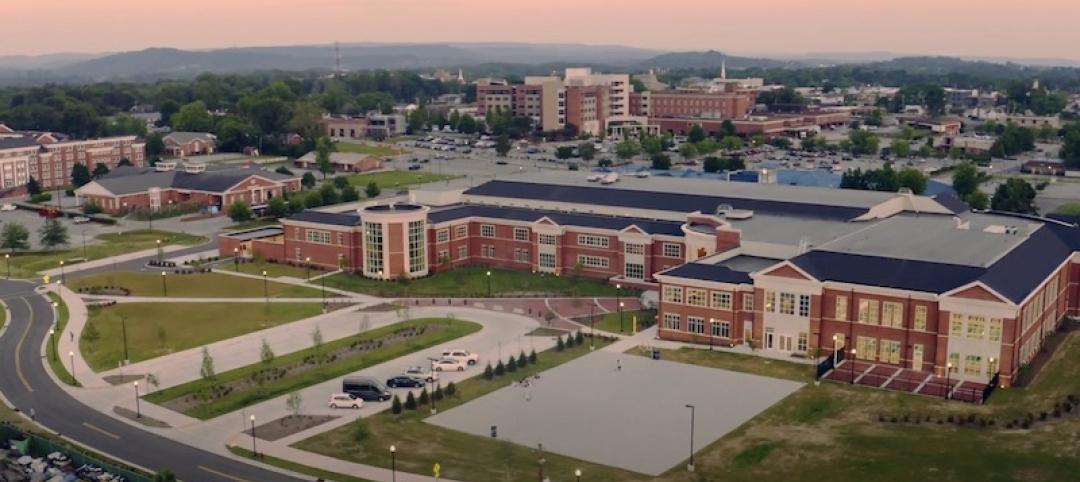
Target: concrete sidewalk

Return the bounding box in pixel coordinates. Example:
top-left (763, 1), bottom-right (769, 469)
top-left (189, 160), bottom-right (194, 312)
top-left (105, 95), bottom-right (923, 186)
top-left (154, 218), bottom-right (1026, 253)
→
top-left (80, 294), bottom-right (363, 304)
top-left (53, 284), bottom-right (111, 389)
top-left (212, 268), bottom-right (376, 300)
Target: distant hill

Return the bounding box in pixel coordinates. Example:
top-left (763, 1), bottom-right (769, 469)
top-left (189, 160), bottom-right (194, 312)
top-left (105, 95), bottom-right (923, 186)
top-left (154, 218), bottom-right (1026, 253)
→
top-left (638, 50), bottom-right (798, 70)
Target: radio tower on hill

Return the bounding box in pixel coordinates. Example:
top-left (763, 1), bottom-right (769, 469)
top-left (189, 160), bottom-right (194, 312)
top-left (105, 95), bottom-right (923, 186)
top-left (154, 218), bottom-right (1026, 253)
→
top-left (333, 41), bottom-right (343, 77)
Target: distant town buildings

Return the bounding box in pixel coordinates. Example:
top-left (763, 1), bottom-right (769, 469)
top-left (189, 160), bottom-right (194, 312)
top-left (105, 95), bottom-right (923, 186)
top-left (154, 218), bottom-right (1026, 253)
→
top-left (0, 123), bottom-right (146, 191)
top-left (162, 132), bottom-right (217, 157)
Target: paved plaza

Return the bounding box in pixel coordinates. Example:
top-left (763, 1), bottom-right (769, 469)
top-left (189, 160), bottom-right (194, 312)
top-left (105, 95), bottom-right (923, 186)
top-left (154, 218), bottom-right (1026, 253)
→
top-left (427, 350), bottom-right (804, 475)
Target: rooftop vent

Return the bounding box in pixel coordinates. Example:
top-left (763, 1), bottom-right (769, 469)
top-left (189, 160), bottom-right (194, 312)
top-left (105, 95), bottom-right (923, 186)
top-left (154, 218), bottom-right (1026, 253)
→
top-left (155, 160), bottom-right (178, 172)
top-left (183, 161), bottom-right (206, 174)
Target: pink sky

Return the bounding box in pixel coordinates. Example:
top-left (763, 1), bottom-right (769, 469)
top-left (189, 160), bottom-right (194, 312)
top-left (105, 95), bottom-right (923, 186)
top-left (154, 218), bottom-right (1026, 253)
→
top-left (5, 0), bottom-right (1078, 61)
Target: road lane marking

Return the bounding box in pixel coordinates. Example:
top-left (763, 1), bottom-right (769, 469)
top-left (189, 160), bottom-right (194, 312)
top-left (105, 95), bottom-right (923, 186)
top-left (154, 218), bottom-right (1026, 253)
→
top-left (198, 465), bottom-right (253, 482)
top-left (14, 297), bottom-right (34, 393)
top-left (81, 422), bottom-right (120, 440)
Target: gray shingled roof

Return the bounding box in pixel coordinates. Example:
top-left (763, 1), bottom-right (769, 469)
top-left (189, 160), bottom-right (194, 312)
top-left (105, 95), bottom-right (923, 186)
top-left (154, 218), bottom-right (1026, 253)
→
top-left (164, 132), bottom-right (216, 144)
top-left (89, 166), bottom-right (294, 195)
top-left (0, 136), bottom-right (40, 149)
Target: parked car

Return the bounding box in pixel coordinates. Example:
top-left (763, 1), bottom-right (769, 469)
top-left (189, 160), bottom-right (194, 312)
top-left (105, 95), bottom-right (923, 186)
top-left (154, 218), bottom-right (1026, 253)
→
top-left (327, 393), bottom-right (363, 409)
top-left (433, 358), bottom-right (467, 372)
top-left (386, 375), bottom-right (425, 388)
top-left (342, 376), bottom-right (392, 401)
top-left (404, 365), bottom-right (439, 382)
top-left (72, 216), bottom-right (90, 224)
top-left (408, 164), bottom-right (423, 170)
top-left (495, 160), bottom-right (508, 165)
top-left (0, 204), bottom-right (16, 212)
top-left (441, 349), bottom-right (479, 365)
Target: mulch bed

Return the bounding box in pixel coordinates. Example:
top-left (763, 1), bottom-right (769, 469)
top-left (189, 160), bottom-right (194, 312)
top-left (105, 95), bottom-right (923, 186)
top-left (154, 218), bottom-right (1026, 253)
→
top-left (243, 415), bottom-right (337, 441)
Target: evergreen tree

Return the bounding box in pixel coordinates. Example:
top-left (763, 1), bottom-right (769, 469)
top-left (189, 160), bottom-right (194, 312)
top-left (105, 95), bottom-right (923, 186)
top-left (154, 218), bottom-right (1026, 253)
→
top-left (391, 394), bottom-right (403, 414)
top-left (483, 362), bottom-right (494, 380)
top-left (39, 219), bottom-right (68, 250)
top-left (71, 163), bottom-right (92, 187)
top-left (506, 356), bottom-right (517, 373)
top-left (495, 360), bottom-right (505, 376)
top-left (26, 176), bottom-right (41, 196)
top-left (404, 391), bottom-right (417, 410)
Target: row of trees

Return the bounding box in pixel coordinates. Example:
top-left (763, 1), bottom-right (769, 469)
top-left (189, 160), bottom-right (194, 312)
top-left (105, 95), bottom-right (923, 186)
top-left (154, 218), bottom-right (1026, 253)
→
top-left (1, 220), bottom-right (68, 252)
top-left (840, 164), bottom-right (929, 194)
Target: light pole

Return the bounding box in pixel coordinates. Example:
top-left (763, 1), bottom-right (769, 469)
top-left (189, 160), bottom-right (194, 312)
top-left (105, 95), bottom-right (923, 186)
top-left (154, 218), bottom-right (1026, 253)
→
top-left (685, 404), bottom-right (696, 472)
top-left (233, 247), bottom-right (240, 272)
top-left (68, 351), bottom-right (76, 384)
top-left (945, 362), bottom-right (952, 400)
top-left (48, 329), bottom-right (56, 361)
top-left (389, 445), bottom-right (397, 482)
top-left (121, 315), bottom-right (129, 363)
top-left (589, 303), bottom-right (595, 350)
top-left (59, 260), bottom-right (65, 284)
top-left (849, 348), bottom-right (857, 384)
top-left (156, 239), bottom-right (162, 264)
top-left (262, 270), bottom-right (269, 303)
top-left (619, 301), bottom-right (625, 333)
top-left (486, 270), bottom-right (492, 296)
top-left (320, 275), bottom-right (326, 307)
top-left (160, 271), bottom-right (167, 297)
top-left (575, 469), bottom-right (582, 482)
top-left (305, 256), bottom-right (311, 280)
top-left (133, 381), bottom-right (141, 418)
top-left (81, 227), bottom-right (87, 260)
top-left (250, 414), bottom-right (258, 457)
top-left (5, 253), bottom-right (9, 279)
top-left (832, 334), bottom-right (839, 367)
top-left (616, 283), bottom-right (622, 332)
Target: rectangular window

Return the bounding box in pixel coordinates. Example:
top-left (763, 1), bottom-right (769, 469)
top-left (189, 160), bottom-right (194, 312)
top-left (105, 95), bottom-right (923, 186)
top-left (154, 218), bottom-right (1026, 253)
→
top-left (454, 225), bottom-right (468, 239)
top-left (798, 295), bottom-right (811, 318)
top-left (305, 229), bottom-right (332, 244)
top-left (538, 234), bottom-right (557, 245)
top-left (858, 299), bottom-right (879, 325)
top-left (835, 295), bottom-right (848, 321)
top-left (966, 316), bottom-right (985, 339)
top-left (964, 355), bottom-right (982, 376)
top-left (988, 318), bottom-right (1003, 342)
top-left (624, 263), bottom-right (644, 280)
top-left (663, 243), bottom-right (682, 258)
top-left (797, 332), bottom-right (808, 352)
top-left (663, 286), bottom-right (683, 304)
top-left (481, 245), bottom-right (495, 258)
top-left (436, 229), bottom-right (450, 243)
top-left (712, 319), bottom-right (730, 338)
top-left (880, 339), bottom-right (901, 364)
top-left (687, 316), bottom-right (705, 334)
top-left (576, 255), bottom-right (609, 269)
top-left (408, 220), bottom-right (426, 273)
top-left (950, 313), bottom-right (964, 337)
top-left (577, 234), bottom-right (609, 248)
top-left (686, 288), bottom-right (707, 307)
top-left (881, 302), bottom-right (903, 328)
top-left (779, 293), bottom-right (796, 315)
top-left (663, 313), bottom-right (681, 330)
top-left (624, 243), bottom-right (646, 255)
top-left (711, 291), bottom-right (732, 310)
top-left (456, 245), bottom-right (468, 260)
top-left (948, 352), bottom-right (960, 372)
top-left (481, 224), bottom-right (495, 238)
top-left (364, 222), bottom-right (383, 275)
top-left (856, 336), bottom-right (877, 361)
top-left (764, 290), bottom-right (775, 312)
top-left (913, 305), bottom-right (927, 331)
top-left (514, 227), bottom-right (530, 241)
top-left (539, 252), bottom-right (556, 268)
top-left (742, 293), bottom-right (754, 311)
top-left (513, 249), bottom-right (530, 263)
top-left (337, 232), bottom-right (345, 245)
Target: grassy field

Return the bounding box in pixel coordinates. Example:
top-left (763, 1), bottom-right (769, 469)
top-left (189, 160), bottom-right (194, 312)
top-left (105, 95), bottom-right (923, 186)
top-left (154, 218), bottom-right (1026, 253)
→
top-left (292, 336), bottom-right (647, 482)
top-left (145, 318), bottom-right (480, 420)
top-left (344, 170), bottom-right (459, 190)
top-left (67, 272), bottom-right (322, 298)
top-left (80, 302), bottom-right (324, 372)
top-left (334, 142), bottom-right (405, 157)
top-left (610, 328), bottom-right (1080, 482)
top-left (7, 229), bottom-right (206, 278)
top-left (588, 309), bottom-right (655, 334)
top-left (233, 261), bottom-right (316, 279)
top-left (45, 293), bottom-right (79, 386)
top-left (323, 266), bottom-right (624, 298)
top-left (1054, 202), bottom-right (1080, 216)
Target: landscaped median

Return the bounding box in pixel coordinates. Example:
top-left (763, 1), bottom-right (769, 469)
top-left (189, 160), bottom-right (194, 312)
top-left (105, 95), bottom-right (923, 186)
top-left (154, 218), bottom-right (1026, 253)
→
top-left (144, 318), bottom-right (480, 420)
top-left (67, 271), bottom-right (323, 298)
top-left (45, 293), bottom-right (78, 386)
top-left (79, 302), bottom-right (327, 371)
top-left (289, 333), bottom-right (644, 482)
top-left (7, 229), bottom-right (205, 278)
top-left (323, 266), bottom-right (626, 298)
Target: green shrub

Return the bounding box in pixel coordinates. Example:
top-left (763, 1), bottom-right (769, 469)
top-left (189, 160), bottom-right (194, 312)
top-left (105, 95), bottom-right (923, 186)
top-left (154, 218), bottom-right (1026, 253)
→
top-left (483, 362), bottom-right (494, 380)
top-left (506, 356), bottom-right (517, 373)
top-left (556, 336), bottom-right (565, 352)
top-left (391, 394), bottom-right (402, 414)
top-left (404, 391), bottom-right (417, 410)
top-left (418, 388), bottom-right (429, 405)
top-left (529, 349), bottom-right (537, 364)
top-left (517, 351), bottom-right (527, 367)
top-left (494, 360), bottom-right (505, 376)
top-left (444, 382), bottom-right (456, 397)
top-left (352, 420), bottom-right (369, 443)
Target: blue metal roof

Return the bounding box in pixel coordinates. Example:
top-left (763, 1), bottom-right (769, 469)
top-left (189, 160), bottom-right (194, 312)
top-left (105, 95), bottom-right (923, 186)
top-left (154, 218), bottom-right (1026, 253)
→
top-left (660, 263), bottom-right (754, 285)
top-left (464, 180), bottom-right (868, 220)
top-left (428, 204), bottom-right (684, 236)
top-left (977, 224), bottom-right (1075, 303)
top-left (790, 250), bottom-right (986, 294)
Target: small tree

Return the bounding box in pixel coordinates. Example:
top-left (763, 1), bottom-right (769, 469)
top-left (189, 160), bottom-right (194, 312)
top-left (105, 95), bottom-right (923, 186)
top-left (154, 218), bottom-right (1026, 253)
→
top-left (495, 360), bottom-right (505, 376)
top-left (404, 391), bottom-right (418, 410)
top-left (26, 176), bottom-right (42, 196)
top-left (529, 349), bottom-right (537, 364)
top-left (1, 223), bottom-right (30, 253)
top-left (267, 196), bottom-right (288, 218)
top-left (352, 420), bottom-right (369, 443)
top-left (434, 384), bottom-right (445, 400)
top-left (564, 333), bottom-right (575, 348)
top-left (365, 181), bottom-right (381, 198)
top-left (418, 388), bottom-right (430, 405)
top-left (70, 163), bottom-right (92, 187)
top-left (200, 347), bottom-right (216, 381)
top-left (92, 163), bottom-right (110, 178)
top-left (333, 176), bottom-right (349, 189)
top-left (391, 394), bottom-right (403, 414)
top-left (82, 202), bottom-right (103, 215)
top-left (260, 338), bottom-right (275, 366)
top-left (444, 382), bottom-right (456, 397)
top-left (518, 350), bottom-right (528, 367)
top-left (146, 373), bottom-right (160, 393)
top-left (228, 200), bottom-right (254, 223)
top-left (556, 336), bottom-right (565, 352)
top-left (286, 392), bottom-right (302, 417)
top-left (575, 330), bottom-right (584, 345)
top-left (301, 171), bottom-right (317, 189)
top-left (483, 362), bottom-right (495, 380)
top-left (315, 136), bottom-right (335, 179)
top-left (39, 219), bottom-right (68, 250)
top-left (311, 324), bottom-right (324, 362)
top-left (341, 185), bottom-right (360, 202)
top-left (651, 153), bottom-right (672, 170)
top-left (506, 356), bottom-right (517, 373)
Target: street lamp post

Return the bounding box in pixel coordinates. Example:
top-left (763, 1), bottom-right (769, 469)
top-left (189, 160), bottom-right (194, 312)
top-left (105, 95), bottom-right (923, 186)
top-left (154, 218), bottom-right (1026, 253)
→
top-left (59, 260), bottom-right (65, 284)
top-left (262, 270), bottom-right (269, 303)
top-left (68, 351), bottom-right (76, 384)
top-left (945, 362), bottom-right (953, 400)
top-left (160, 271), bottom-right (167, 297)
top-left (486, 270), bottom-right (492, 296)
top-left (616, 283), bottom-right (622, 332)
top-left (5, 253), bottom-right (10, 279)
top-left (685, 404), bottom-right (696, 472)
top-left (133, 381), bottom-right (141, 418)
top-left (121, 315), bottom-right (129, 363)
top-left (250, 415), bottom-right (258, 457)
top-left (320, 276), bottom-right (326, 307)
top-left (850, 348), bottom-right (857, 384)
top-left (305, 257), bottom-right (311, 280)
top-left (155, 239), bottom-right (162, 264)
top-left (832, 334), bottom-right (839, 367)
top-left (589, 303), bottom-right (595, 351)
top-left (619, 301), bottom-right (625, 333)
top-left (389, 445), bottom-right (397, 482)
top-left (575, 469), bottom-right (582, 482)
top-left (233, 247), bottom-right (240, 272)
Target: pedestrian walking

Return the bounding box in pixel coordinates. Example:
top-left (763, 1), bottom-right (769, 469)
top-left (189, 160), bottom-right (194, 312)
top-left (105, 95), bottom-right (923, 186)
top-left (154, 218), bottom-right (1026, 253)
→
top-left (617, 359), bottom-right (622, 372)
top-left (29, 407), bottom-right (35, 421)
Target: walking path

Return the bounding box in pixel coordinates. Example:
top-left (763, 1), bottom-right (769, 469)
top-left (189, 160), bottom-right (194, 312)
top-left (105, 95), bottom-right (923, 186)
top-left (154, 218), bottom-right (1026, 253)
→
top-left (41, 244), bottom-right (190, 277)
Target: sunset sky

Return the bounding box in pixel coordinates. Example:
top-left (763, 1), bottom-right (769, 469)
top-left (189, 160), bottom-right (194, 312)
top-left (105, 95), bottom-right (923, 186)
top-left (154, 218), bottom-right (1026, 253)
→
top-left (4, 0), bottom-right (1078, 60)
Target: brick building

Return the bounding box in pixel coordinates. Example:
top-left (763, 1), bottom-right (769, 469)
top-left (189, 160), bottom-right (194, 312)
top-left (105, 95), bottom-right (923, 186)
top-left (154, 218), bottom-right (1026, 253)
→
top-left (162, 132), bottom-right (216, 157)
top-left (0, 123), bottom-right (146, 191)
top-left (221, 173), bottom-right (1080, 392)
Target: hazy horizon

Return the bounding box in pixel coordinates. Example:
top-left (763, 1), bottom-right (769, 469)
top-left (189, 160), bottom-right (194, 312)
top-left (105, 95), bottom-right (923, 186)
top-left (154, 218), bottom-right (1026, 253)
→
top-left (5, 0), bottom-right (1079, 61)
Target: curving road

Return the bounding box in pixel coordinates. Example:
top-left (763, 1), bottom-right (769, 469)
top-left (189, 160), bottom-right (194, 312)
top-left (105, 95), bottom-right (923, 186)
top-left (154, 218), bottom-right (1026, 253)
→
top-left (0, 279), bottom-right (308, 482)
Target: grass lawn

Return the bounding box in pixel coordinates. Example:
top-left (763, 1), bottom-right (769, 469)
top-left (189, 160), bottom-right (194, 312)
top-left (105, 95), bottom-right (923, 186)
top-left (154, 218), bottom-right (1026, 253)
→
top-left (67, 271), bottom-right (322, 298)
top-left (334, 142), bottom-right (405, 157)
top-left (609, 328), bottom-right (1080, 482)
top-left (7, 229), bottom-right (206, 278)
top-left (628, 346), bottom-right (815, 383)
top-left (233, 261), bottom-right (317, 279)
top-left (587, 309), bottom-right (655, 334)
top-left (344, 170), bottom-right (459, 190)
top-left (144, 318), bottom-right (481, 420)
top-left (80, 302), bottom-right (325, 372)
top-left (228, 446), bottom-right (374, 482)
top-left (1053, 202), bottom-right (1080, 216)
top-left (45, 293), bottom-right (79, 386)
top-left (292, 336), bottom-right (649, 482)
top-left (323, 266), bottom-right (625, 298)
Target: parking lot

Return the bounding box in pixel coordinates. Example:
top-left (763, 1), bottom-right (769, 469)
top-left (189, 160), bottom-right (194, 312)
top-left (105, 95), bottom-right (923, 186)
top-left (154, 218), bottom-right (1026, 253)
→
top-left (428, 350), bottom-right (803, 475)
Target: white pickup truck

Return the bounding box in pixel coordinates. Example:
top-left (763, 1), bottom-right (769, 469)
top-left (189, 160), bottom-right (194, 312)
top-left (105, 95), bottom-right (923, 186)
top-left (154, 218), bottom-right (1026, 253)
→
top-left (441, 349), bottom-right (480, 366)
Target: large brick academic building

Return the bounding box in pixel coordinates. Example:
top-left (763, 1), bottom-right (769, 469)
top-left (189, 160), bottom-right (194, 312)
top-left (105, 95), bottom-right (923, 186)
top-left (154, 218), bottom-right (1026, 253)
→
top-left (222, 173), bottom-right (1080, 393)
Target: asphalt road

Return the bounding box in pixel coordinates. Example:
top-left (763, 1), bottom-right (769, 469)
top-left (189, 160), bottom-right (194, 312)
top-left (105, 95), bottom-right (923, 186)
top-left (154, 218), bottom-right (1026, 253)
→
top-left (0, 279), bottom-right (308, 482)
